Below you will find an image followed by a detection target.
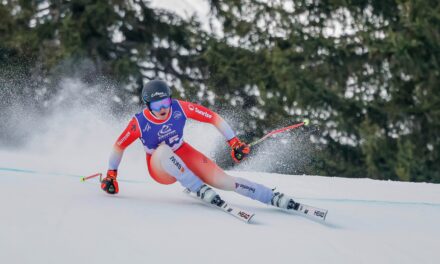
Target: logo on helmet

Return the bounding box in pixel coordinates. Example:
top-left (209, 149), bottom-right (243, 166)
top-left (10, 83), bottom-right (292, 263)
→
top-left (151, 91), bottom-right (167, 98)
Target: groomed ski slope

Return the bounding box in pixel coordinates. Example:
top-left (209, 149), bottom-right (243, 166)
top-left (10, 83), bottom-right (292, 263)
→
top-left (1, 154), bottom-right (439, 264)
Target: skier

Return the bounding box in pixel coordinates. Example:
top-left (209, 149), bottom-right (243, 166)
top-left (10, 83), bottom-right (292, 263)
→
top-left (101, 80), bottom-right (298, 210)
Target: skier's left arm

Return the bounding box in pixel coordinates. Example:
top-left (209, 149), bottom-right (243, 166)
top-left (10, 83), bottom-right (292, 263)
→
top-left (178, 100), bottom-right (250, 162)
top-left (108, 117), bottom-right (141, 170)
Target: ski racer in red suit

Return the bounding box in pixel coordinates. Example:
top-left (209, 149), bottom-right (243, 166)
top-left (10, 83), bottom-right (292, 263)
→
top-left (101, 80), bottom-right (297, 209)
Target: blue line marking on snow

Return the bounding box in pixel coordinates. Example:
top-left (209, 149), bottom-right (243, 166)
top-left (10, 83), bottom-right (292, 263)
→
top-left (0, 167), bottom-right (81, 178)
top-left (1, 167), bottom-right (439, 206)
top-left (0, 167), bottom-right (38, 174)
top-left (0, 167), bottom-right (146, 184)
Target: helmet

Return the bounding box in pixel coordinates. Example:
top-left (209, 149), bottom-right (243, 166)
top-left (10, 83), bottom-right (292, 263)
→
top-left (141, 80), bottom-right (172, 104)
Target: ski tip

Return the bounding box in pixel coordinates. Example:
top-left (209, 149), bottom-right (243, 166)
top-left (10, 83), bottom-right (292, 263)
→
top-left (316, 210), bottom-right (328, 221)
top-left (323, 211), bottom-right (328, 221)
top-left (248, 214), bottom-right (256, 224)
top-left (80, 177), bottom-right (85, 182)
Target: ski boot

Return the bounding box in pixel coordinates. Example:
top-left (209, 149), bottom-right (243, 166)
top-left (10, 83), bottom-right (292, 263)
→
top-left (271, 192), bottom-right (299, 210)
top-left (197, 184), bottom-right (225, 207)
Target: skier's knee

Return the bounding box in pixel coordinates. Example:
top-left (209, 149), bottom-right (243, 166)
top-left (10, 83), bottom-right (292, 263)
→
top-left (149, 144), bottom-right (178, 184)
top-left (155, 146), bottom-right (186, 177)
top-left (152, 144), bottom-right (180, 175)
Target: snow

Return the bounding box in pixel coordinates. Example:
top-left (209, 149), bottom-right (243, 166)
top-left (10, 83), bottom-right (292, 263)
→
top-left (1, 148), bottom-right (440, 264)
top-left (1, 79), bottom-right (439, 263)
top-left (149, 0), bottom-right (215, 34)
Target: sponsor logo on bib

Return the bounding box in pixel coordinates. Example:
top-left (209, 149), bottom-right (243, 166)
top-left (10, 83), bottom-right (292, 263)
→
top-left (173, 111), bottom-right (183, 120)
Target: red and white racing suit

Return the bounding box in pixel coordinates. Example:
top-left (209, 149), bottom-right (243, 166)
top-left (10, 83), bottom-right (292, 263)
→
top-left (108, 100), bottom-right (273, 203)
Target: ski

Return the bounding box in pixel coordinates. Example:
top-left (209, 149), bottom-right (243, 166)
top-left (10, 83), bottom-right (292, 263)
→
top-left (293, 202), bottom-right (328, 221)
top-left (183, 189), bottom-right (255, 223)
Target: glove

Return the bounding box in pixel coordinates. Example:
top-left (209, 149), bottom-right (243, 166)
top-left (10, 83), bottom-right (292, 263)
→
top-left (228, 137), bottom-right (250, 163)
top-left (101, 170), bottom-right (119, 194)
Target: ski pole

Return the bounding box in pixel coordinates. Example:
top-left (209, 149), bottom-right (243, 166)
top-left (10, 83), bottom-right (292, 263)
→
top-left (249, 118), bottom-right (310, 147)
top-left (81, 172), bottom-right (102, 182)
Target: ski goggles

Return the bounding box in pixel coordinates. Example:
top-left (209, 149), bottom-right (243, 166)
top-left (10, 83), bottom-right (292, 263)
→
top-left (149, 97), bottom-right (172, 112)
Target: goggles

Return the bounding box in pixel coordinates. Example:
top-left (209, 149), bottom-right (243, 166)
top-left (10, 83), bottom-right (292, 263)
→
top-left (149, 97), bottom-right (172, 112)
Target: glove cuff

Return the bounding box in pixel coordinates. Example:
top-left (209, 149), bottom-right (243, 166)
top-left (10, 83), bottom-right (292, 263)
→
top-left (107, 170), bottom-right (118, 179)
top-left (228, 137), bottom-right (240, 148)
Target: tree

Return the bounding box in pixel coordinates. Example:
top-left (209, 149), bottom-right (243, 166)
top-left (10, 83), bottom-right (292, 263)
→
top-left (1, 0), bottom-right (438, 181)
top-left (206, 0), bottom-right (440, 181)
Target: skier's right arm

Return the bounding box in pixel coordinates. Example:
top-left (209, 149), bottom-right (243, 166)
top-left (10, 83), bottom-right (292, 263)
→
top-left (102, 118), bottom-right (140, 194)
